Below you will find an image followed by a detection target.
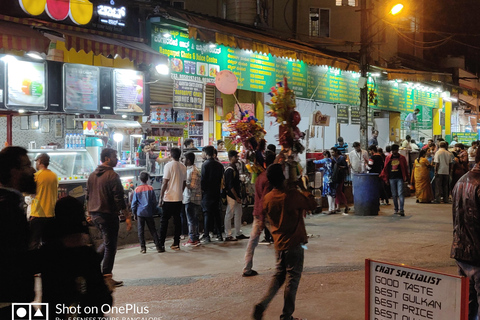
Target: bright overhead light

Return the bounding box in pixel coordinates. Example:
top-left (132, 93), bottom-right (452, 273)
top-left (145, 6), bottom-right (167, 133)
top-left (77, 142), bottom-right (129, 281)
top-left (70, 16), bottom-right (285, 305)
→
top-left (122, 115), bottom-right (127, 119)
top-left (391, 4), bottom-right (404, 16)
top-left (18, 109), bottom-right (25, 114)
top-left (1, 55), bottom-right (17, 63)
top-left (155, 63), bottom-right (169, 75)
top-left (113, 132), bottom-right (124, 142)
top-left (26, 51), bottom-right (46, 60)
top-left (370, 72), bottom-right (381, 77)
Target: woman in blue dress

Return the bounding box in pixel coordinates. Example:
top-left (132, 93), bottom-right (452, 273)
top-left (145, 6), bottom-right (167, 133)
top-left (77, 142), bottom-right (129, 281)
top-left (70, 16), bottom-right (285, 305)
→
top-left (314, 150), bottom-right (336, 214)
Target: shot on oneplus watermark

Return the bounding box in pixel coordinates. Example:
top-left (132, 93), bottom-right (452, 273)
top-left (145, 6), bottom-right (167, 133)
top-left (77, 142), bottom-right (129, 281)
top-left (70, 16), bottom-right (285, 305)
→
top-left (12, 303), bottom-right (48, 320)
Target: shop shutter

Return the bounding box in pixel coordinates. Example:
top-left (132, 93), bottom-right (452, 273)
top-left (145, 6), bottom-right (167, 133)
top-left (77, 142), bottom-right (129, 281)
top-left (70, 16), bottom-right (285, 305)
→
top-left (205, 84), bottom-right (216, 108)
top-left (149, 77), bottom-right (174, 105)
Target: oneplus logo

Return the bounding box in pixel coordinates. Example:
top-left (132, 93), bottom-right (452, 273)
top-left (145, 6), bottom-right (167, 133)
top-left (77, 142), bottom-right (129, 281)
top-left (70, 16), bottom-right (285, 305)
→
top-left (12, 303), bottom-right (48, 320)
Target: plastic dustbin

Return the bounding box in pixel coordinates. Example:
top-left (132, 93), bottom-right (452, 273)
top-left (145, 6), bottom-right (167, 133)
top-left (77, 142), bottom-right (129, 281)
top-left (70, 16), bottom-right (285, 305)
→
top-left (352, 173), bottom-right (380, 216)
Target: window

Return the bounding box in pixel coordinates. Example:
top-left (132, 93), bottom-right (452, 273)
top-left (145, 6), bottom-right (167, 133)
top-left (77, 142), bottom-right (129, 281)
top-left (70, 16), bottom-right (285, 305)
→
top-left (171, 1), bottom-right (185, 9)
top-left (309, 8), bottom-right (330, 38)
top-left (336, 0), bottom-right (357, 6)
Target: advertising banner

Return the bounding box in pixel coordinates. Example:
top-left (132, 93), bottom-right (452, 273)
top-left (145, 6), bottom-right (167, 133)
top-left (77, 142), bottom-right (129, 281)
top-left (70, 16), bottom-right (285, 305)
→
top-left (113, 69), bottom-right (144, 115)
top-left (453, 132), bottom-right (479, 145)
top-left (64, 64), bottom-right (100, 113)
top-left (173, 80), bottom-right (204, 110)
top-left (6, 60), bottom-right (46, 109)
top-left (366, 259), bottom-right (468, 320)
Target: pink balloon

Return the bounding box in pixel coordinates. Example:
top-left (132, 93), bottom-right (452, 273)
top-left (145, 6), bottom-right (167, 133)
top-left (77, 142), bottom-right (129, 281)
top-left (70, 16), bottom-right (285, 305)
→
top-left (215, 70), bottom-right (238, 95)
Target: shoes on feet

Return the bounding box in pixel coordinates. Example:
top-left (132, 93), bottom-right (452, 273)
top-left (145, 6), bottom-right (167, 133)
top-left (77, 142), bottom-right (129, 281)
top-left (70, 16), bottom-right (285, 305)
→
top-left (399, 210), bottom-right (405, 216)
top-left (180, 235), bottom-right (186, 240)
top-left (253, 304), bottom-right (264, 320)
top-left (236, 234), bottom-right (249, 240)
top-left (157, 246), bottom-right (165, 253)
top-left (242, 270), bottom-right (259, 277)
top-left (140, 248), bottom-right (146, 254)
top-left (201, 236), bottom-right (211, 243)
top-left (225, 236), bottom-right (238, 242)
top-left (170, 244), bottom-right (180, 251)
top-left (344, 207), bottom-right (350, 214)
top-left (183, 240), bottom-right (201, 247)
top-left (215, 235), bottom-right (224, 241)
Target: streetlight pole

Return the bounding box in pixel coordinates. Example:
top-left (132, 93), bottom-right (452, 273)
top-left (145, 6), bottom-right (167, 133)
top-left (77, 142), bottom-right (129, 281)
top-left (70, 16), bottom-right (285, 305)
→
top-left (359, 0), bottom-right (369, 150)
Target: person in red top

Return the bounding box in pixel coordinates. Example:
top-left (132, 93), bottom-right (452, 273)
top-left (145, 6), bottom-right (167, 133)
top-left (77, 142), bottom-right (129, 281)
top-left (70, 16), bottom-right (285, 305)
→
top-left (380, 144), bottom-right (408, 216)
top-left (243, 150), bottom-right (276, 277)
top-left (253, 164), bottom-right (317, 320)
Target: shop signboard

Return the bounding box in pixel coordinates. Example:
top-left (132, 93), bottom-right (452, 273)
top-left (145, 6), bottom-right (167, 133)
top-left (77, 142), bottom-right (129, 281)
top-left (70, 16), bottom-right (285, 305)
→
top-left (337, 105), bottom-right (349, 124)
top-left (151, 25), bottom-right (440, 113)
top-left (351, 106), bottom-right (360, 125)
top-left (173, 80), bottom-right (204, 110)
top-left (113, 69), bottom-right (145, 115)
top-left (64, 64), bottom-right (100, 113)
top-left (366, 259), bottom-right (468, 320)
top-left (5, 60), bottom-right (46, 110)
top-left (453, 132), bottom-right (479, 146)
top-left (311, 111), bottom-right (330, 126)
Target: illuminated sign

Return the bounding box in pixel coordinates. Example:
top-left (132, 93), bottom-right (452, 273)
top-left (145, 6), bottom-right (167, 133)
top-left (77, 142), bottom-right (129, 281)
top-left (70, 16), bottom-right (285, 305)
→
top-left (18, 0), bottom-right (93, 25)
top-left (97, 3), bottom-right (126, 27)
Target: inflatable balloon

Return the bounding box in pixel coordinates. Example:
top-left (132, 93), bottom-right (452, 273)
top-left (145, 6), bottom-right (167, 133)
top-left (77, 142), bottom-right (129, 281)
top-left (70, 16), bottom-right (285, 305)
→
top-left (215, 70), bottom-right (238, 94)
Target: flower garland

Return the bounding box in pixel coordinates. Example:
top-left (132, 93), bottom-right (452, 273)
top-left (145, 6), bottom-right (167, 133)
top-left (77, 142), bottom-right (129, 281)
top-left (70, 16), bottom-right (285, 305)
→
top-left (266, 77), bottom-right (305, 154)
top-left (226, 108), bottom-right (266, 181)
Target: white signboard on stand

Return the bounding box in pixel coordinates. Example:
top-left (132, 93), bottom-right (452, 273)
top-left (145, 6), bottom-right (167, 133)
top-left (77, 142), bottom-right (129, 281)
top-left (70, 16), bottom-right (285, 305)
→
top-left (366, 259), bottom-right (468, 320)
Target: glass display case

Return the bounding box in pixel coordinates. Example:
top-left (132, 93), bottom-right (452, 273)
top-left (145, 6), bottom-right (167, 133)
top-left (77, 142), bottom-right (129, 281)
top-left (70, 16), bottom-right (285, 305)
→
top-left (28, 149), bottom-right (96, 182)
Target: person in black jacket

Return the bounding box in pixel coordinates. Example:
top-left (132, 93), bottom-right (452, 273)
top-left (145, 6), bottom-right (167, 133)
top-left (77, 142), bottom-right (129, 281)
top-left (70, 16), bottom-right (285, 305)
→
top-left (224, 150), bottom-right (248, 241)
top-left (201, 146), bottom-right (224, 242)
top-left (0, 146), bottom-right (37, 318)
top-left (451, 148), bottom-right (480, 320)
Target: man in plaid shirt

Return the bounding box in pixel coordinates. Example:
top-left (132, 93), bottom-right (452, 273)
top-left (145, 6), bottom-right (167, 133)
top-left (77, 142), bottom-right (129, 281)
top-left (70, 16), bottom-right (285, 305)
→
top-left (183, 152), bottom-right (202, 246)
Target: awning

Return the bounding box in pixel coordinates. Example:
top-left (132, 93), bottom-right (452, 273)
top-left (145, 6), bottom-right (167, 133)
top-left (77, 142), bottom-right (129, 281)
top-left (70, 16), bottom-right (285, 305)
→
top-left (56, 29), bottom-right (167, 65)
top-left (157, 7), bottom-right (359, 72)
top-left (0, 20), bottom-right (49, 53)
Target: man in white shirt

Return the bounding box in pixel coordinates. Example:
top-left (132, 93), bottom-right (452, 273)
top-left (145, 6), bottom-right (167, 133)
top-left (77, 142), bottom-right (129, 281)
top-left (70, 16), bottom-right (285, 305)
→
top-left (159, 147), bottom-right (187, 251)
top-left (434, 141), bottom-right (453, 203)
top-left (405, 108), bottom-right (420, 139)
top-left (468, 141), bottom-right (478, 169)
top-left (449, 135), bottom-right (459, 148)
top-left (410, 140), bottom-right (420, 151)
top-left (349, 141), bottom-right (369, 174)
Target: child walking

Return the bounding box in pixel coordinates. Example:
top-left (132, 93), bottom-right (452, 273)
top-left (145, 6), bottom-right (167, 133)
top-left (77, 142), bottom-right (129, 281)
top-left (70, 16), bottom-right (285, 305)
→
top-left (131, 171), bottom-right (162, 253)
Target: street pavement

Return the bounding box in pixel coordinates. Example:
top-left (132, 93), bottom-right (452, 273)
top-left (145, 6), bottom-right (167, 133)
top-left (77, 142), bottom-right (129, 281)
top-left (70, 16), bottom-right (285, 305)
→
top-left (109, 197), bottom-right (457, 320)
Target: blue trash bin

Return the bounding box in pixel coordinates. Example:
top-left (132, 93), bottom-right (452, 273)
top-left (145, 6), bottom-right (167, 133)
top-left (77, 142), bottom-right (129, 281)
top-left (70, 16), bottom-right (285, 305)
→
top-left (352, 173), bottom-right (380, 216)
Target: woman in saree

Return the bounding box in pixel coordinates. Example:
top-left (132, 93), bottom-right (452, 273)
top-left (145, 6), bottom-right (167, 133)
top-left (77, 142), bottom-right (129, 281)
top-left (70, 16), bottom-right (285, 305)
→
top-left (411, 149), bottom-right (434, 203)
top-left (314, 150), bottom-right (336, 214)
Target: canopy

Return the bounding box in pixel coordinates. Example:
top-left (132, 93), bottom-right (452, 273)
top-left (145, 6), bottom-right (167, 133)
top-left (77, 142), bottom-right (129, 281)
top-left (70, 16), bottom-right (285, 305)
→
top-left (0, 20), bottom-right (49, 53)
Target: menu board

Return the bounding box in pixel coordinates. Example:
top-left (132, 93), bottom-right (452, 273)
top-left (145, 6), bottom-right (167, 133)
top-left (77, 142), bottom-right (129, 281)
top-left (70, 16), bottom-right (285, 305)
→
top-left (6, 60), bottom-right (46, 109)
top-left (351, 106), bottom-right (360, 124)
top-left (64, 64), bottom-right (100, 113)
top-left (173, 80), bottom-right (204, 110)
top-left (453, 132), bottom-right (479, 146)
top-left (337, 105), bottom-right (349, 124)
top-left (152, 25), bottom-right (440, 113)
top-left (113, 69), bottom-right (144, 115)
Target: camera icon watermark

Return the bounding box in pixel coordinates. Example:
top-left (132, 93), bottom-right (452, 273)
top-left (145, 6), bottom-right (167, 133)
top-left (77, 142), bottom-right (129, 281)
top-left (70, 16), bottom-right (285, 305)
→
top-left (12, 303), bottom-right (48, 320)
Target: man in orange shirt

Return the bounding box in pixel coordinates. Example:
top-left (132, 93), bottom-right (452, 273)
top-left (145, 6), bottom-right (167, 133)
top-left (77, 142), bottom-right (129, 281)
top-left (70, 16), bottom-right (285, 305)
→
top-left (30, 153), bottom-right (58, 249)
top-left (253, 164), bottom-right (317, 320)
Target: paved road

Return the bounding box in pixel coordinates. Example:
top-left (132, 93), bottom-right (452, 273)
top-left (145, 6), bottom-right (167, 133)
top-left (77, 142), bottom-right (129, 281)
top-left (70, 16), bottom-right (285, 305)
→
top-left (109, 197), bottom-right (457, 320)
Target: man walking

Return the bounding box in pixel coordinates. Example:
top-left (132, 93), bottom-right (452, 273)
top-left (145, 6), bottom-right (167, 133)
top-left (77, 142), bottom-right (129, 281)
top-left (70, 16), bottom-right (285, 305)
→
top-left (87, 148), bottom-right (131, 289)
top-left (29, 153), bottom-right (58, 249)
top-left (158, 147), bottom-right (187, 251)
top-left (380, 144), bottom-right (408, 216)
top-left (183, 152), bottom-right (202, 246)
top-left (253, 164), bottom-right (317, 320)
top-left (201, 146), bottom-right (224, 242)
top-left (243, 151), bottom-right (276, 276)
top-left (224, 150), bottom-right (248, 241)
top-left (0, 147), bottom-right (37, 317)
top-left (434, 141), bottom-right (453, 203)
top-left (451, 148), bottom-right (480, 320)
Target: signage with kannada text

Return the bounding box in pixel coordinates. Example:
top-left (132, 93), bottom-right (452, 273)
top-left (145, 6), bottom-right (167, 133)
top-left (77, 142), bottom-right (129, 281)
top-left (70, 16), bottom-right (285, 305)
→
top-left (173, 80), bottom-right (204, 110)
top-left (151, 26), bottom-right (440, 113)
top-left (453, 132), bottom-right (479, 146)
top-left (366, 259), bottom-right (468, 320)
top-left (337, 105), bottom-right (349, 124)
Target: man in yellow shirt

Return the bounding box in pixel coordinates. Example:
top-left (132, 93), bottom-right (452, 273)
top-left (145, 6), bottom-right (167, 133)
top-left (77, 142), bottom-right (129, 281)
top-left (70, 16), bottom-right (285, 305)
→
top-left (30, 153), bottom-right (58, 249)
